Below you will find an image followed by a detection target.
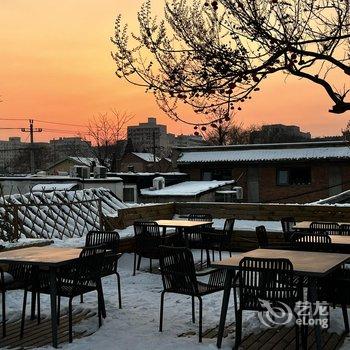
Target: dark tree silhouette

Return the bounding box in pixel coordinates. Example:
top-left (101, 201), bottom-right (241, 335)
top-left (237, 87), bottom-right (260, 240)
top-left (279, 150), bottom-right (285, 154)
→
top-left (198, 108), bottom-right (259, 145)
top-left (84, 110), bottom-right (133, 170)
top-left (112, 0), bottom-right (350, 127)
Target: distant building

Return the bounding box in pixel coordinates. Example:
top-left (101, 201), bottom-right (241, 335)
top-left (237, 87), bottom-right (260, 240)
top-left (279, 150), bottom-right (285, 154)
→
top-left (127, 117), bottom-right (206, 157)
top-left (174, 141), bottom-right (350, 204)
top-left (0, 137), bottom-right (50, 174)
top-left (251, 124), bottom-right (311, 144)
top-left (49, 137), bottom-right (93, 163)
top-left (0, 174), bottom-right (124, 198)
top-left (174, 134), bottom-right (207, 147)
top-left (127, 117), bottom-right (172, 156)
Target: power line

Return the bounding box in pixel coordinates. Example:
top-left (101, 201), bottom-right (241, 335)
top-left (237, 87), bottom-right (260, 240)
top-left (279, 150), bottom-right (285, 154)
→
top-left (0, 117), bottom-right (87, 128)
top-left (33, 119), bottom-right (87, 128)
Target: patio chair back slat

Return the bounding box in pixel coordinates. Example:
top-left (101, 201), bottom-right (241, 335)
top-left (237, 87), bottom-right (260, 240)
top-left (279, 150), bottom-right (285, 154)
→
top-left (340, 224), bottom-right (350, 236)
top-left (159, 246), bottom-right (198, 295)
top-left (310, 222), bottom-right (340, 235)
top-left (86, 231), bottom-right (120, 253)
top-left (238, 257), bottom-right (297, 311)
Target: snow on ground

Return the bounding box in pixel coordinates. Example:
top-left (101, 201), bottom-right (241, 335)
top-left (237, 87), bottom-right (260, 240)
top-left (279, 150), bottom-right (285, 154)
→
top-left (3, 250), bottom-right (350, 350)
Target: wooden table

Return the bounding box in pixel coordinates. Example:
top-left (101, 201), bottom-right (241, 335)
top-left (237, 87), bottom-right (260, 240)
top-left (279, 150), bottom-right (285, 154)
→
top-left (331, 235), bottom-right (350, 245)
top-left (0, 247), bottom-right (82, 348)
top-left (156, 219), bottom-right (212, 245)
top-left (156, 219), bottom-right (212, 230)
top-left (294, 221), bottom-right (350, 230)
top-left (212, 248), bottom-right (350, 349)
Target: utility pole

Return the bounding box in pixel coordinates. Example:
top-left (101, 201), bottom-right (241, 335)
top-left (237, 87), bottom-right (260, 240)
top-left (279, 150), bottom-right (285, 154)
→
top-left (21, 119), bottom-right (43, 174)
top-left (152, 130), bottom-right (157, 166)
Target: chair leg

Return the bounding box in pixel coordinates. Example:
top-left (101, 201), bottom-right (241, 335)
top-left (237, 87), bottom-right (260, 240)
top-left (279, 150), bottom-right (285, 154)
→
top-left (235, 309), bottom-right (243, 349)
top-left (295, 324), bottom-right (300, 350)
top-left (219, 250), bottom-right (222, 261)
top-left (20, 289), bottom-right (28, 339)
top-left (68, 298), bottom-right (73, 343)
top-left (149, 259), bottom-right (152, 273)
top-left (229, 251), bottom-right (232, 257)
top-left (2, 290), bottom-right (6, 338)
top-left (137, 255), bottom-right (142, 271)
top-left (133, 253), bottom-right (137, 276)
top-left (198, 296), bottom-right (203, 343)
top-left (192, 296), bottom-right (195, 323)
top-left (30, 290), bottom-right (36, 320)
top-left (37, 292), bottom-right (41, 325)
top-left (342, 304), bottom-right (349, 333)
top-left (97, 280), bottom-right (106, 319)
top-left (159, 291), bottom-right (165, 332)
top-left (200, 249), bottom-right (203, 268)
top-left (116, 272), bottom-right (122, 309)
top-left (212, 250), bottom-right (215, 262)
top-left (206, 249), bottom-right (211, 268)
top-left (97, 292), bottom-right (102, 328)
top-left (57, 296), bottom-right (61, 326)
top-left (80, 294), bottom-right (84, 303)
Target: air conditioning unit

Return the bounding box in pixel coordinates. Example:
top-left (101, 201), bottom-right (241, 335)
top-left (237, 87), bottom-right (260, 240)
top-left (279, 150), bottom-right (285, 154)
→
top-left (94, 166), bottom-right (107, 179)
top-left (72, 165), bottom-right (90, 179)
top-left (153, 176), bottom-right (165, 190)
top-left (233, 186), bottom-right (243, 200)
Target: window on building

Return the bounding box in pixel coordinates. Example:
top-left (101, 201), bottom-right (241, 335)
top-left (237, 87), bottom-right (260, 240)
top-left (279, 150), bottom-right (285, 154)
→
top-left (201, 169), bottom-right (232, 181)
top-left (276, 167), bottom-right (311, 186)
top-left (123, 187), bottom-right (137, 202)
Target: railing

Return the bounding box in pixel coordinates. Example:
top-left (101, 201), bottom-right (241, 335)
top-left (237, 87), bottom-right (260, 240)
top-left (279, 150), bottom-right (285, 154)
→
top-left (0, 189), bottom-right (112, 242)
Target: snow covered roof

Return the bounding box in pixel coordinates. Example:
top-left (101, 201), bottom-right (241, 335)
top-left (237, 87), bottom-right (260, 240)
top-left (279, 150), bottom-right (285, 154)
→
top-left (31, 183), bottom-right (78, 192)
top-left (46, 157), bottom-right (99, 170)
top-left (141, 180), bottom-right (235, 196)
top-left (132, 152), bottom-right (160, 162)
top-left (68, 157), bottom-right (99, 166)
top-left (177, 141), bottom-right (350, 164)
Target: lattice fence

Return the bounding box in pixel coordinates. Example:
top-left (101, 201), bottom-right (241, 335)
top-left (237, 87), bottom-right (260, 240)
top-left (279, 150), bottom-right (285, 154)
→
top-left (0, 188), bottom-right (127, 242)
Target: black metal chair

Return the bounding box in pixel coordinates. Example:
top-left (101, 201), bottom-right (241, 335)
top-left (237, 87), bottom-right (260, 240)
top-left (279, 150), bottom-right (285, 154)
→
top-left (340, 224), bottom-right (350, 236)
top-left (85, 231), bottom-right (122, 308)
top-left (133, 221), bottom-right (179, 275)
top-left (310, 222), bottom-right (340, 235)
top-left (159, 246), bottom-right (227, 342)
top-left (234, 257), bottom-right (302, 349)
top-left (256, 225), bottom-right (269, 248)
top-left (327, 266), bottom-right (350, 333)
top-left (202, 218), bottom-right (235, 265)
top-left (281, 217), bottom-right (296, 242)
top-left (185, 214), bottom-right (213, 265)
top-left (22, 246), bottom-right (106, 343)
top-left (292, 233), bottom-right (332, 252)
top-left (0, 263), bottom-right (32, 338)
top-left (186, 213), bottom-right (213, 245)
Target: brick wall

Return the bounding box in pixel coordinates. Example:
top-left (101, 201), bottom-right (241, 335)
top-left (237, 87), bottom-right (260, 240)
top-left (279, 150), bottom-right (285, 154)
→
top-left (178, 160), bottom-right (350, 203)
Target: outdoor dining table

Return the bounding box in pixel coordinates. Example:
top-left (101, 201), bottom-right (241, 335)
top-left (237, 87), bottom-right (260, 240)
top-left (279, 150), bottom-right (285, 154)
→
top-left (0, 246), bottom-right (82, 348)
top-left (293, 221), bottom-right (350, 231)
top-left (212, 248), bottom-right (350, 349)
top-left (155, 219), bottom-right (213, 245)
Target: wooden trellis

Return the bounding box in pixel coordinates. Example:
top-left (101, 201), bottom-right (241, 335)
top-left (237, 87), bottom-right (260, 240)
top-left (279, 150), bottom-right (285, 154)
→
top-left (0, 188), bottom-right (123, 242)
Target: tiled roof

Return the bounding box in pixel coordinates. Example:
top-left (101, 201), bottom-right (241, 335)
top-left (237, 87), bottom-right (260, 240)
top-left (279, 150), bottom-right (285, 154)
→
top-left (178, 143), bottom-right (350, 163)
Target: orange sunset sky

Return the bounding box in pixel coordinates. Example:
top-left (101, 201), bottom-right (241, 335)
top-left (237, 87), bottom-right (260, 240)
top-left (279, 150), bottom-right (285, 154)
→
top-left (0, 0), bottom-right (349, 142)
